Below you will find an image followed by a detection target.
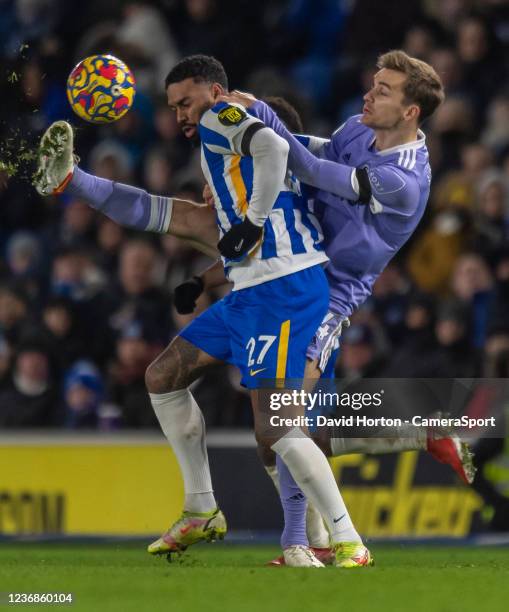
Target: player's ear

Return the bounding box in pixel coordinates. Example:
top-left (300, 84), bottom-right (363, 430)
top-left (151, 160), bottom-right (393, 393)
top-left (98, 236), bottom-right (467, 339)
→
top-left (404, 104), bottom-right (420, 123)
top-left (211, 83), bottom-right (226, 100)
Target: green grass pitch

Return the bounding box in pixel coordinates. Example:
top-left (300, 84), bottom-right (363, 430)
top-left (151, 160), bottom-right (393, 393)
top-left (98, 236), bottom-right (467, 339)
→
top-left (0, 542), bottom-right (507, 612)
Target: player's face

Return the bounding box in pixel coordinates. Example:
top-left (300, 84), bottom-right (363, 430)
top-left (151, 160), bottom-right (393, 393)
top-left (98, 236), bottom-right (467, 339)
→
top-left (167, 78), bottom-right (223, 141)
top-left (361, 69), bottom-right (418, 130)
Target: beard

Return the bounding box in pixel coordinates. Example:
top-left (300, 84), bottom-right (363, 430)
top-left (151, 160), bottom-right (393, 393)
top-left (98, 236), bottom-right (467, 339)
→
top-left (189, 131), bottom-right (201, 147)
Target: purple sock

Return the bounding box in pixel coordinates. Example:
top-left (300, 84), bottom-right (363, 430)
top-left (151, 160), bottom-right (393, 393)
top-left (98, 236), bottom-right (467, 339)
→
top-left (276, 454), bottom-right (308, 549)
top-left (67, 167), bottom-right (172, 233)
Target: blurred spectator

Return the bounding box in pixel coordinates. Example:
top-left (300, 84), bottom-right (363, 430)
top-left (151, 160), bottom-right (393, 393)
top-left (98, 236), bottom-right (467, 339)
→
top-left (107, 320), bottom-right (161, 428)
top-left (0, 282), bottom-right (30, 344)
top-left (383, 293), bottom-right (438, 377)
top-left (95, 217), bottom-right (126, 279)
top-left (450, 251), bottom-right (495, 348)
top-left (371, 263), bottom-right (410, 345)
top-left (171, 0), bottom-right (261, 87)
top-left (456, 14), bottom-right (505, 120)
top-left (472, 171), bottom-right (509, 257)
top-left (271, 0), bottom-right (347, 105)
top-left (88, 140), bottom-right (133, 182)
top-left (143, 146), bottom-right (174, 195)
top-left (1, 0), bottom-right (59, 59)
top-left (403, 22), bottom-right (437, 61)
top-left (0, 335), bottom-right (59, 427)
top-left (406, 207), bottom-right (472, 295)
top-left (43, 197), bottom-right (98, 253)
top-left (116, 1), bottom-right (179, 93)
top-left (431, 299), bottom-right (480, 377)
top-left (50, 246), bottom-right (106, 303)
top-left (103, 239), bottom-right (174, 346)
top-left (337, 323), bottom-right (384, 380)
top-left (429, 98), bottom-right (477, 170)
top-left (429, 47), bottom-right (465, 96)
top-left (344, 0), bottom-right (425, 58)
top-left (41, 296), bottom-right (88, 367)
top-left (481, 95), bottom-right (509, 157)
top-left (425, 0), bottom-right (473, 39)
top-left (5, 230), bottom-right (43, 300)
top-left (63, 359), bottom-right (104, 429)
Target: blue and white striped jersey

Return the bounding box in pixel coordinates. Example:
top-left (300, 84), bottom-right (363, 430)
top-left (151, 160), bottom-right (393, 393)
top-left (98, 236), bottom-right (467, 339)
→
top-left (199, 102), bottom-right (328, 290)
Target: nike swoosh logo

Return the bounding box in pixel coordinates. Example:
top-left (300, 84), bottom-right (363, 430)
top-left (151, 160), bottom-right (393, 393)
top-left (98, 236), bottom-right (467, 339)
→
top-left (250, 367), bottom-right (267, 376)
top-left (234, 239), bottom-right (245, 252)
top-left (333, 513), bottom-right (346, 524)
top-left (180, 525), bottom-right (193, 535)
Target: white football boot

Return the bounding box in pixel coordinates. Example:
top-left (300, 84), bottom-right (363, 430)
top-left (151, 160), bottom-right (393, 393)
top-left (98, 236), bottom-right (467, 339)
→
top-left (283, 545), bottom-right (325, 568)
top-left (33, 121), bottom-right (76, 196)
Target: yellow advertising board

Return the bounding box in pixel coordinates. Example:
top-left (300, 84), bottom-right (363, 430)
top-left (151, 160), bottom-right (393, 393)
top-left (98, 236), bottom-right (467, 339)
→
top-left (0, 436), bottom-right (483, 537)
top-left (0, 440), bottom-right (183, 535)
top-left (330, 453), bottom-right (483, 537)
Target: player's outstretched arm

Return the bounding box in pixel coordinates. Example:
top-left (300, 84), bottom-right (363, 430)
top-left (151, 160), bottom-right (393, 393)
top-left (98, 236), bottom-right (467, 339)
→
top-left (67, 167), bottom-right (219, 257)
top-left (228, 96), bottom-right (365, 203)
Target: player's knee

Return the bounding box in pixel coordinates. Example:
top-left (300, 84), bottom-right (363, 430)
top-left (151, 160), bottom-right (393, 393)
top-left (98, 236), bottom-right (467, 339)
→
top-left (145, 361), bottom-right (165, 394)
top-left (145, 356), bottom-right (178, 394)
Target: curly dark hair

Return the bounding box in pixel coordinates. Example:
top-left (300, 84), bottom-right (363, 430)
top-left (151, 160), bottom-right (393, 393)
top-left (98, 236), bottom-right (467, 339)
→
top-left (165, 55), bottom-right (228, 90)
top-left (262, 96), bottom-right (304, 133)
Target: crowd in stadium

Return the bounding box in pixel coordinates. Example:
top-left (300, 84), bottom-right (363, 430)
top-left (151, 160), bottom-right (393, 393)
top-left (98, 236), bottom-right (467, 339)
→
top-left (0, 0), bottom-right (508, 430)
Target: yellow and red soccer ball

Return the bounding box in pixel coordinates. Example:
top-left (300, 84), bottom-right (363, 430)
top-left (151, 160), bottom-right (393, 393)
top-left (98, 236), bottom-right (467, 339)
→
top-left (66, 55), bottom-right (136, 124)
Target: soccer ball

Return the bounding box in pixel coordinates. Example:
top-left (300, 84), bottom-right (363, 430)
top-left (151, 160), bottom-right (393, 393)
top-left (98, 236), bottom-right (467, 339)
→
top-left (66, 55), bottom-right (136, 124)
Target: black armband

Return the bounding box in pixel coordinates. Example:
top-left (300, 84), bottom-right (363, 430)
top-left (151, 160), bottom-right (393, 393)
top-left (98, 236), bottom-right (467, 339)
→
top-left (355, 167), bottom-right (372, 203)
top-left (240, 122), bottom-right (266, 156)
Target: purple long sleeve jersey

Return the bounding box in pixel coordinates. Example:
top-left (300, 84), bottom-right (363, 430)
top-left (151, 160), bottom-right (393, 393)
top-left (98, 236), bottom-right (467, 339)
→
top-left (249, 102), bottom-right (432, 317)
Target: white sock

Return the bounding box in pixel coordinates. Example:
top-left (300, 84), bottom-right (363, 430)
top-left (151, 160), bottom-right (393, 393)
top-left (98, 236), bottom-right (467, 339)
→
top-left (265, 463), bottom-right (330, 547)
top-left (330, 425), bottom-right (426, 457)
top-left (272, 432), bottom-right (361, 544)
top-left (306, 503), bottom-right (330, 548)
top-left (150, 389), bottom-right (216, 513)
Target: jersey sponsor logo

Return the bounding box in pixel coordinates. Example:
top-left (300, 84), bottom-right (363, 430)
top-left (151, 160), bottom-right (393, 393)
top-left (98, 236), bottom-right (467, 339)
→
top-left (218, 105), bottom-right (247, 126)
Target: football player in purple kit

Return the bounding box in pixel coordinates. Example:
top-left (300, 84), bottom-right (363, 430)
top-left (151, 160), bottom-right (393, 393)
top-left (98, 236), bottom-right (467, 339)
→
top-left (219, 50), bottom-right (475, 566)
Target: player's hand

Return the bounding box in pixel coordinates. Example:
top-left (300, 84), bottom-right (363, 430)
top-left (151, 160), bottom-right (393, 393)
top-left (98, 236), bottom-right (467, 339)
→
top-left (219, 90), bottom-right (258, 108)
top-left (217, 217), bottom-right (263, 260)
top-left (174, 276), bottom-right (204, 314)
top-left (202, 183), bottom-right (215, 207)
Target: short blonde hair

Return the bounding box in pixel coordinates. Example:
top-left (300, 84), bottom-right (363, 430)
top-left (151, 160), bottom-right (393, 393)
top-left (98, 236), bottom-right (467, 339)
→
top-left (377, 50), bottom-right (445, 123)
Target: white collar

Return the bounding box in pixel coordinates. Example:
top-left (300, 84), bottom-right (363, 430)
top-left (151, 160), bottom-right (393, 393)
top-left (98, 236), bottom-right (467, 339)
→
top-left (369, 129), bottom-right (426, 156)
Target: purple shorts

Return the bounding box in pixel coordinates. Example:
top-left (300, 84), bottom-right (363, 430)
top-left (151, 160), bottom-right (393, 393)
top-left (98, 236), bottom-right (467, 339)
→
top-left (306, 312), bottom-right (349, 372)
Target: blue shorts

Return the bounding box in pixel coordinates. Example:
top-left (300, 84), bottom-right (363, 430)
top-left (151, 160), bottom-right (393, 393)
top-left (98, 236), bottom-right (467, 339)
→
top-left (179, 265), bottom-right (329, 389)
